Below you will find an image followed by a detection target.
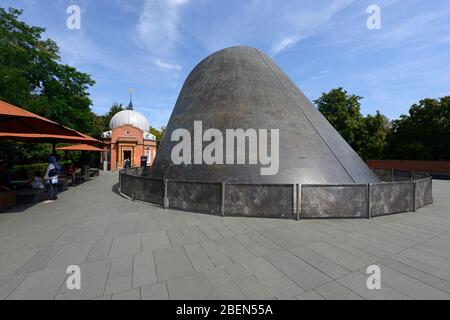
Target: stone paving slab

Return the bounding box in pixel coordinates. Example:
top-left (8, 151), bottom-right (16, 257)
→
top-left (242, 257), bottom-right (304, 299)
top-left (314, 281), bottom-right (363, 300)
top-left (7, 267), bottom-right (67, 300)
top-left (184, 243), bottom-right (215, 272)
top-left (141, 282), bottom-right (169, 300)
top-left (265, 250), bottom-right (332, 291)
top-left (142, 231), bottom-right (171, 253)
top-left (1, 173), bottom-right (449, 300)
top-left (154, 247), bottom-right (195, 281)
top-left (104, 255), bottom-right (133, 295)
top-left (133, 252), bottom-right (157, 288)
top-left (289, 246), bottom-right (350, 280)
top-left (0, 248), bottom-right (40, 276)
top-left (55, 260), bottom-right (110, 300)
top-left (108, 234), bottom-right (141, 258)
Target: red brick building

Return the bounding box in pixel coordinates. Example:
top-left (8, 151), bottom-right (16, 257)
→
top-left (101, 102), bottom-right (157, 171)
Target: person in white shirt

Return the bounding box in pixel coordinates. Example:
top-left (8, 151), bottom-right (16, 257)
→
top-left (44, 155), bottom-right (60, 200)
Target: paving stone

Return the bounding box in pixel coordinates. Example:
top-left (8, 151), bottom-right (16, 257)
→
top-left (234, 234), bottom-right (272, 257)
top-left (390, 253), bottom-right (449, 281)
top-left (167, 268), bottom-right (245, 300)
top-left (104, 255), bottom-right (133, 295)
top-left (113, 288), bottom-right (140, 300)
top-left (290, 246), bottom-right (350, 279)
top-left (85, 238), bottom-right (113, 262)
top-left (242, 257), bottom-right (304, 299)
top-left (141, 282), bottom-right (169, 300)
top-left (306, 242), bottom-right (370, 271)
top-left (314, 281), bottom-right (363, 300)
top-left (196, 224), bottom-right (222, 240)
top-left (185, 243), bottom-right (215, 272)
top-left (265, 250), bottom-right (332, 291)
top-left (0, 248), bottom-right (40, 276)
top-left (182, 226), bottom-right (208, 244)
top-left (166, 271), bottom-right (215, 300)
top-left (324, 238), bottom-right (382, 263)
top-left (74, 225), bottom-right (107, 243)
top-left (7, 267), bottom-right (67, 300)
top-left (154, 247), bottom-right (195, 281)
top-left (15, 246), bottom-right (61, 274)
top-left (133, 252), bottom-right (157, 288)
top-left (108, 234), bottom-right (141, 258)
top-left (200, 240), bottom-right (233, 267)
top-left (380, 258), bottom-right (450, 293)
top-left (225, 263), bottom-right (274, 300)
top-left (296, 291), bottom-right (325, 300)
top-left (215, 237), bottom-right (255, 263)
top-left (400, 248), bottom-right (450, 272)
top-left (337, 272), bottom-right (410, 300)
top-left (55, 260), bottom-right (110, 300)
top-left (46, 241), bottom-right (94, 269)
top-left (136, 218), bottom-right (161, 234)
top-left (91, 295), bottom-right (112, 300)
top-left (375, 265), bottom-right (449, 300)
top-left (141, 231), bottom-right (171, 253)
top-left (0, 274), bottom-right (27, 299)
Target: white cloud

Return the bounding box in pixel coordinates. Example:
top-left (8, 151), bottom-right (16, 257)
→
top-left (137, 0), bottom-right (188, 56)
top-left (270, 0), bottom-right (355, 56)
top-left (155, 59), bottom-right (182, 71)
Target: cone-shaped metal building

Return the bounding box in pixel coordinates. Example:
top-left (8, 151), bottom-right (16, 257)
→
top-left (151, 46), bottom-right (379, 185)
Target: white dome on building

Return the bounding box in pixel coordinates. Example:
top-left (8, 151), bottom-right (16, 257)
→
top-left (109, 109), bottom-right (150, 132)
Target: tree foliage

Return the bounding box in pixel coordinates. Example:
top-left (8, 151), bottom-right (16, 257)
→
top-left (314, 88), bottom-right (389, 160)
top-left (0, 6), bottom-right (97, 165)
top-left (386, 97), bottom-right (450, 160)
top-left (0, 7), bottom-right (96, 134)
top-left (149, 126), bottom-right (166, 149)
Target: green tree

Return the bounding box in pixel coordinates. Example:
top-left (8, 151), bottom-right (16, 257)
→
top-left (92, 103), bottom-right (124, 137)
top-left (386, 97), bottom-right (450, 160)
top-left (314, 88), bottom-right (366, 153)
top-left (362, 111), bottom-right (390, 160)
top-left (149, 126), bottom-right (166, 149)
top-left (314, 88), bottom-right (389, 160)
top-left (103, 103), bottom-right (124, 130)
top-left (0, 7), bottom-right (96, 134)
top-left (0, 6), bottom-right (97, 165)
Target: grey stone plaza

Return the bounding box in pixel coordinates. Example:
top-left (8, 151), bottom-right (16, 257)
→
top-left (0, 172), bottom-right (448, 300)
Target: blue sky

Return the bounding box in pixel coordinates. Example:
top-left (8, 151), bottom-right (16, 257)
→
top-left (2, 0), bottom-right (450, 128)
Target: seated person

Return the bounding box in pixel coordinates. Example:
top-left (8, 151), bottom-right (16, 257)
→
top-left (31, 171), bottom-right (44, 189)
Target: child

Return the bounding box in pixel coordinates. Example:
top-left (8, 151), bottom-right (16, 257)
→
top-left (31, 171), bottom-right (44, 189)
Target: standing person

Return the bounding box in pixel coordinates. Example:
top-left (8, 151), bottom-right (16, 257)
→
top-left (124, 158), bottom-right (131, 169)
top-left (44, 155), bottom-right (60, 201)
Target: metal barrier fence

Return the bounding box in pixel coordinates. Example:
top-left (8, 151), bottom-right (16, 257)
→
top-left (118, 168), bottom-right (433, 219)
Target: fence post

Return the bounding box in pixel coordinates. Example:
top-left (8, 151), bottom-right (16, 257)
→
top-left (430, 177), bottom-right (434, 204)
top-left (296, 184), bottom-right (301, 221)
top-left (118, 172), bottom-right (121, 193)
top-left (131, 175), bottom-right (135, 201)
top-left (221, 182), bottom-right (226, 217)
top-left (164, 179), bottom-right (169, 210)
top-left (413, 180), bottom-right (417, 212)
top-left (367, 183), bottom-right (372, 219)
